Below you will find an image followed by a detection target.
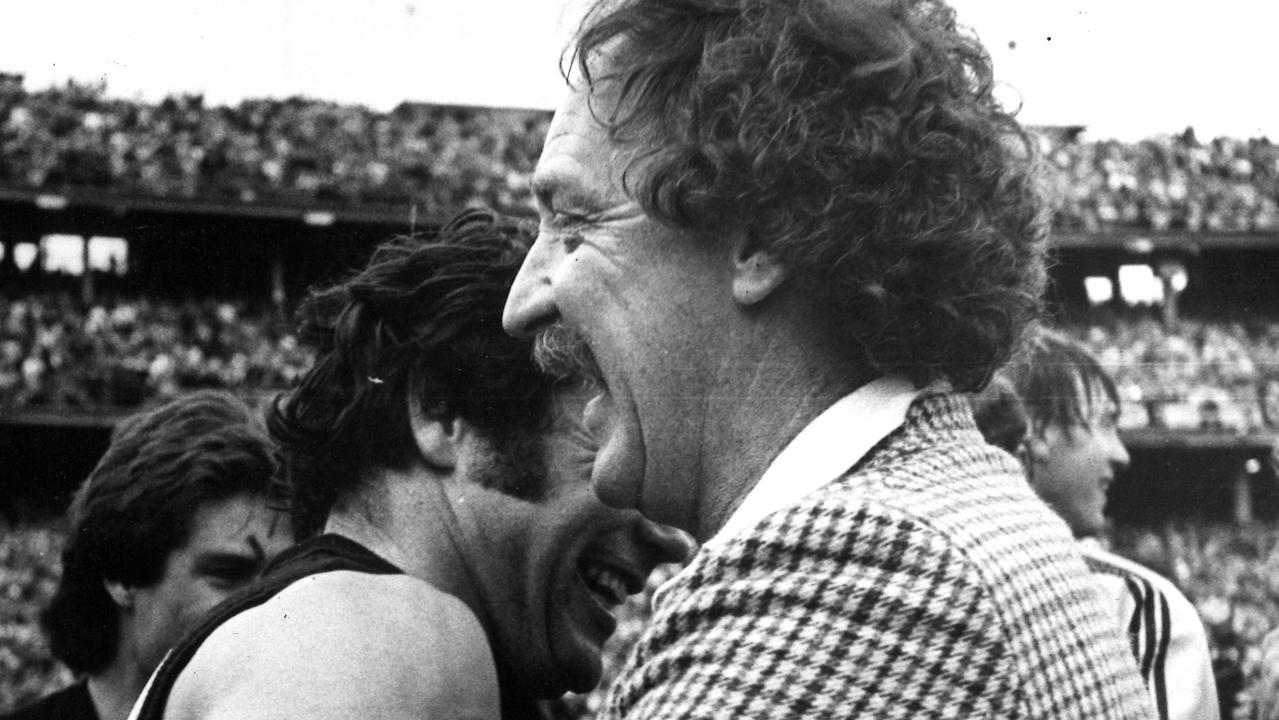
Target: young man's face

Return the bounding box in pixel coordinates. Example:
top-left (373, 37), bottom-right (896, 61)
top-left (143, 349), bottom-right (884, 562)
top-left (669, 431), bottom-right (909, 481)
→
top-left (445, 385), bottom-right (694, 698)
top-left (1027, 381), bottom-right (1130, 539)
top-left (126, 493), bottom-right (292, 674)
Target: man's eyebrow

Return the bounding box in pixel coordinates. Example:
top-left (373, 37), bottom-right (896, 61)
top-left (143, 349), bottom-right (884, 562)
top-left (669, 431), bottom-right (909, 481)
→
top-left (195, 537), bottom-right (267, 566)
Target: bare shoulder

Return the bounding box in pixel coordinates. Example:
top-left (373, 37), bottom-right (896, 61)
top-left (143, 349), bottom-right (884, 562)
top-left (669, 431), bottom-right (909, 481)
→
top-left (167, 572), bottom-right (499, 720)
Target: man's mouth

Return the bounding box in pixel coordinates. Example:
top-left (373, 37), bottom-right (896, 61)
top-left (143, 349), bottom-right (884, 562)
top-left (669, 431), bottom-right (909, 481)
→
top-left (578, 557), bottom-right (642, 608)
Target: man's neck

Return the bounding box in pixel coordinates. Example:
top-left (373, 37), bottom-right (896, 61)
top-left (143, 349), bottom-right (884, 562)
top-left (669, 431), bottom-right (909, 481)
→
top-left (694, 321), bottom-right (869, 541)
top-left (86, 658), bottom-right (148, 720)
top-left (325, 469), bottom-right (479, 614)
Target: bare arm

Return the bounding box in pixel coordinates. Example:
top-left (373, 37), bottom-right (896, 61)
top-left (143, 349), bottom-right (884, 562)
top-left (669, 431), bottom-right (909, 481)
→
top-left (166, 572), bottom-right (500, 720)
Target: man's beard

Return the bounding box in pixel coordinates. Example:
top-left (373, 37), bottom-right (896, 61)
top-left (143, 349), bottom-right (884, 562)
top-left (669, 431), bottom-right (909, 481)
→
top-left (532, 321), bottom-right (604, 390)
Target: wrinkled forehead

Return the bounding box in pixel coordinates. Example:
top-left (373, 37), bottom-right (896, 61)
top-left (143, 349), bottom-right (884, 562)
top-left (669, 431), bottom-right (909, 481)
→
top-left (536, 79), bottom-right (634, 206)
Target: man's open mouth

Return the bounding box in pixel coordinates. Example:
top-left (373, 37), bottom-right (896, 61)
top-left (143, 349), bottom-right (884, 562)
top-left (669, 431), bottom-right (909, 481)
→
top-left (578, 555), bottom-right (642, 608)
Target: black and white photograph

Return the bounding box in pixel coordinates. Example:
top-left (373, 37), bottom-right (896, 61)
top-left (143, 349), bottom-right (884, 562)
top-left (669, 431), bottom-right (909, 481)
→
top-left (2, 1), bottom-right (1278, 718)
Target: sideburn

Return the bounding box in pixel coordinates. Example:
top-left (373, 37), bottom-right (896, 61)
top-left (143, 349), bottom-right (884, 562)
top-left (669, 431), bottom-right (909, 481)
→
top-left (474, 428), bottom-right (549, 503)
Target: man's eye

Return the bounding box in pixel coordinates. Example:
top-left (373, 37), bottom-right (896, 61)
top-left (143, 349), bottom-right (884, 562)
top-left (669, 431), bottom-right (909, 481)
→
top-left (562, 230), bottom-right (585, 253)
top-left (200, 560), bottom-right (258, 587)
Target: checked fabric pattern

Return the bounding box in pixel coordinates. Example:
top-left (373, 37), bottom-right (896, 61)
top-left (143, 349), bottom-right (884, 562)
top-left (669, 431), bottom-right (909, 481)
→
top-left (602, 393), bottom-right (1153, 719)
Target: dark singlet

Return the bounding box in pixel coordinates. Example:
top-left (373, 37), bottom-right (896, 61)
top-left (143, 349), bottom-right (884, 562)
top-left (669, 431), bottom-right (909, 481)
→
top-left (131, 534), bottom-right (401, 720)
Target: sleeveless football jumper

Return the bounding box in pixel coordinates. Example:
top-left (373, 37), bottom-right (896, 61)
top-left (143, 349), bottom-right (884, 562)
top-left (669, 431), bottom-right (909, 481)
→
top-left (131, 534), bottom-right (401, 720)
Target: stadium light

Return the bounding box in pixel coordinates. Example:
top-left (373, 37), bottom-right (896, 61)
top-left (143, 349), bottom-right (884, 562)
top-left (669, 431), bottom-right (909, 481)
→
top-left (1118, 264), bottom-right (1163, 306)
top-left (34, 194), bottom-right (69, 211)
top-left (303, 211), bottom-right (336, 227)
top-left (1084, 276), bottom-right (1114, 305)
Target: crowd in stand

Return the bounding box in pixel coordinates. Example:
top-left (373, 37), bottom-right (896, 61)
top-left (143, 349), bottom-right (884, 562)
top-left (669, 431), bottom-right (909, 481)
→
top-left (4, 74), bottom-right (1279, 231)
top-left (0, 293), bottom-right (311, 410)
top-left (8, 289), bottom-right (1279, 436)
top-left (0, 524), bottom-right (69, 713)
top-left (0, 74), bottom-right (550, 216)
top-left (1042, 130), bottom-right (1279, 233)
top-left (1062, 315), bottom-right (1279, 433)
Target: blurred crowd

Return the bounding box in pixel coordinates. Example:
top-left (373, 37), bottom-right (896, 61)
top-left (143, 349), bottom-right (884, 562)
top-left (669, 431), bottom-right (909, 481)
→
top-left (8, 291), bottom-right (1279, 435)
top-left (0, 523), bottom-right (69, 713)
top-left (0, 74), bottom-right (550, 216)
top-left (0, 292), bottom-right (311, 410)
top-left (1041, 130), bottom-right (1279, 233)
top-left (4, 75), bottom-right (1279, 232)
top-left (1062, 315), bottom-right (1279, 433)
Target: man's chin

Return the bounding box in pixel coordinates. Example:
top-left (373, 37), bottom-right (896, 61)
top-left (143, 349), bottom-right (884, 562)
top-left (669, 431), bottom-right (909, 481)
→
top-left (564, 658), bottom-right (605, 696)
top-left (548, 631), bottom-right (607, 696)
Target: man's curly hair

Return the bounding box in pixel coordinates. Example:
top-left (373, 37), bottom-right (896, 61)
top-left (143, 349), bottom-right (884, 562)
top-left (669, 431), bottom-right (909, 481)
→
top-left (268, 209), bottom-right (553, 538)
top-left (574, 0), bottom-right (1048, 391)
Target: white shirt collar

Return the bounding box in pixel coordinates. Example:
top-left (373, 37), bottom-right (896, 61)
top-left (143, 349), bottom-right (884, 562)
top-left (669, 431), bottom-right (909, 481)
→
top-left (704, 375), bottom-right (922, 550)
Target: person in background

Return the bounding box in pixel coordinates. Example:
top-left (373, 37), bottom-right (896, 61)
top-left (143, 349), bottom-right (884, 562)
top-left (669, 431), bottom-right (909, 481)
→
top-left (130, 209), bottom-right (692, 720)
top-left (3, 390), bottom-right (292, 720)
top-left (502, 0), bottom-right (1151, 716)
top-left (973, 329), bottom-right (1220, 720)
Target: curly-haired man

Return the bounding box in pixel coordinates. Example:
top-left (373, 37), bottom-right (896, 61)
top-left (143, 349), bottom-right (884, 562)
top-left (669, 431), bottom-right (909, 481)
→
top-left (4, 391), bottom-right (291, 720)
top-left (503, 0), bottom-right (1153, 717)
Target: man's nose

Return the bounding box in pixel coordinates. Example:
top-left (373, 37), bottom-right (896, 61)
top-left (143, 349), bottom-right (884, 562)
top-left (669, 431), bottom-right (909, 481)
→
top-left (503, 234), bottom-right (558, 338)
top-left (1108, 431), bottom-right (1131, 473)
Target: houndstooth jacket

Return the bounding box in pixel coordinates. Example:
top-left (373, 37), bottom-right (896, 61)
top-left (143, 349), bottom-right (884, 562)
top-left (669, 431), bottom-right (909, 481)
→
top-left (603, 392), bottom-right (1153, 719)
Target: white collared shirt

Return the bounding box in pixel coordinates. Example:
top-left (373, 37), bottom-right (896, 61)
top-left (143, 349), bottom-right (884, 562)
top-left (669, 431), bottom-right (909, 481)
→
top-left (704, 375), bottom-right (923, 550)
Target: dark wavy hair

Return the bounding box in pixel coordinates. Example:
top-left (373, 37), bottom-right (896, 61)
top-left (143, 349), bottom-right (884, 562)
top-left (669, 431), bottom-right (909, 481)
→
top-left (571, 0), bottom-right (1048, 391)
top-left (967, 374), bottom-right (1030, 455)
top-left (999, 328), bottom-right (1119, 438)
top-left (41, 390), bottom-right (278, 674)
top-left (268, 209), bottom-right (552, 539)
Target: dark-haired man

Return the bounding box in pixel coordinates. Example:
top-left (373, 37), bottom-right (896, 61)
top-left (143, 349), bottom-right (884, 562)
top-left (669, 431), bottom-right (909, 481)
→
top-left (4, 391), bottom-right (290, 720)
top-left (503, 0), bottom-right (1151, 716)
top-left (977, 330), bottom-right (1219, 720)
top-left (129, 210), bottom-right (691, 720)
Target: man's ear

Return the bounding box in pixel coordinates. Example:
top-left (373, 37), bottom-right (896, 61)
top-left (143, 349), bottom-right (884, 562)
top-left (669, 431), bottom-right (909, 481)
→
top-left (103, 579), bottom-right (135, 611)
top-left (408, 397), bottom-right (466, 471)
top-left (729, 231), bottom-right (788, 307)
